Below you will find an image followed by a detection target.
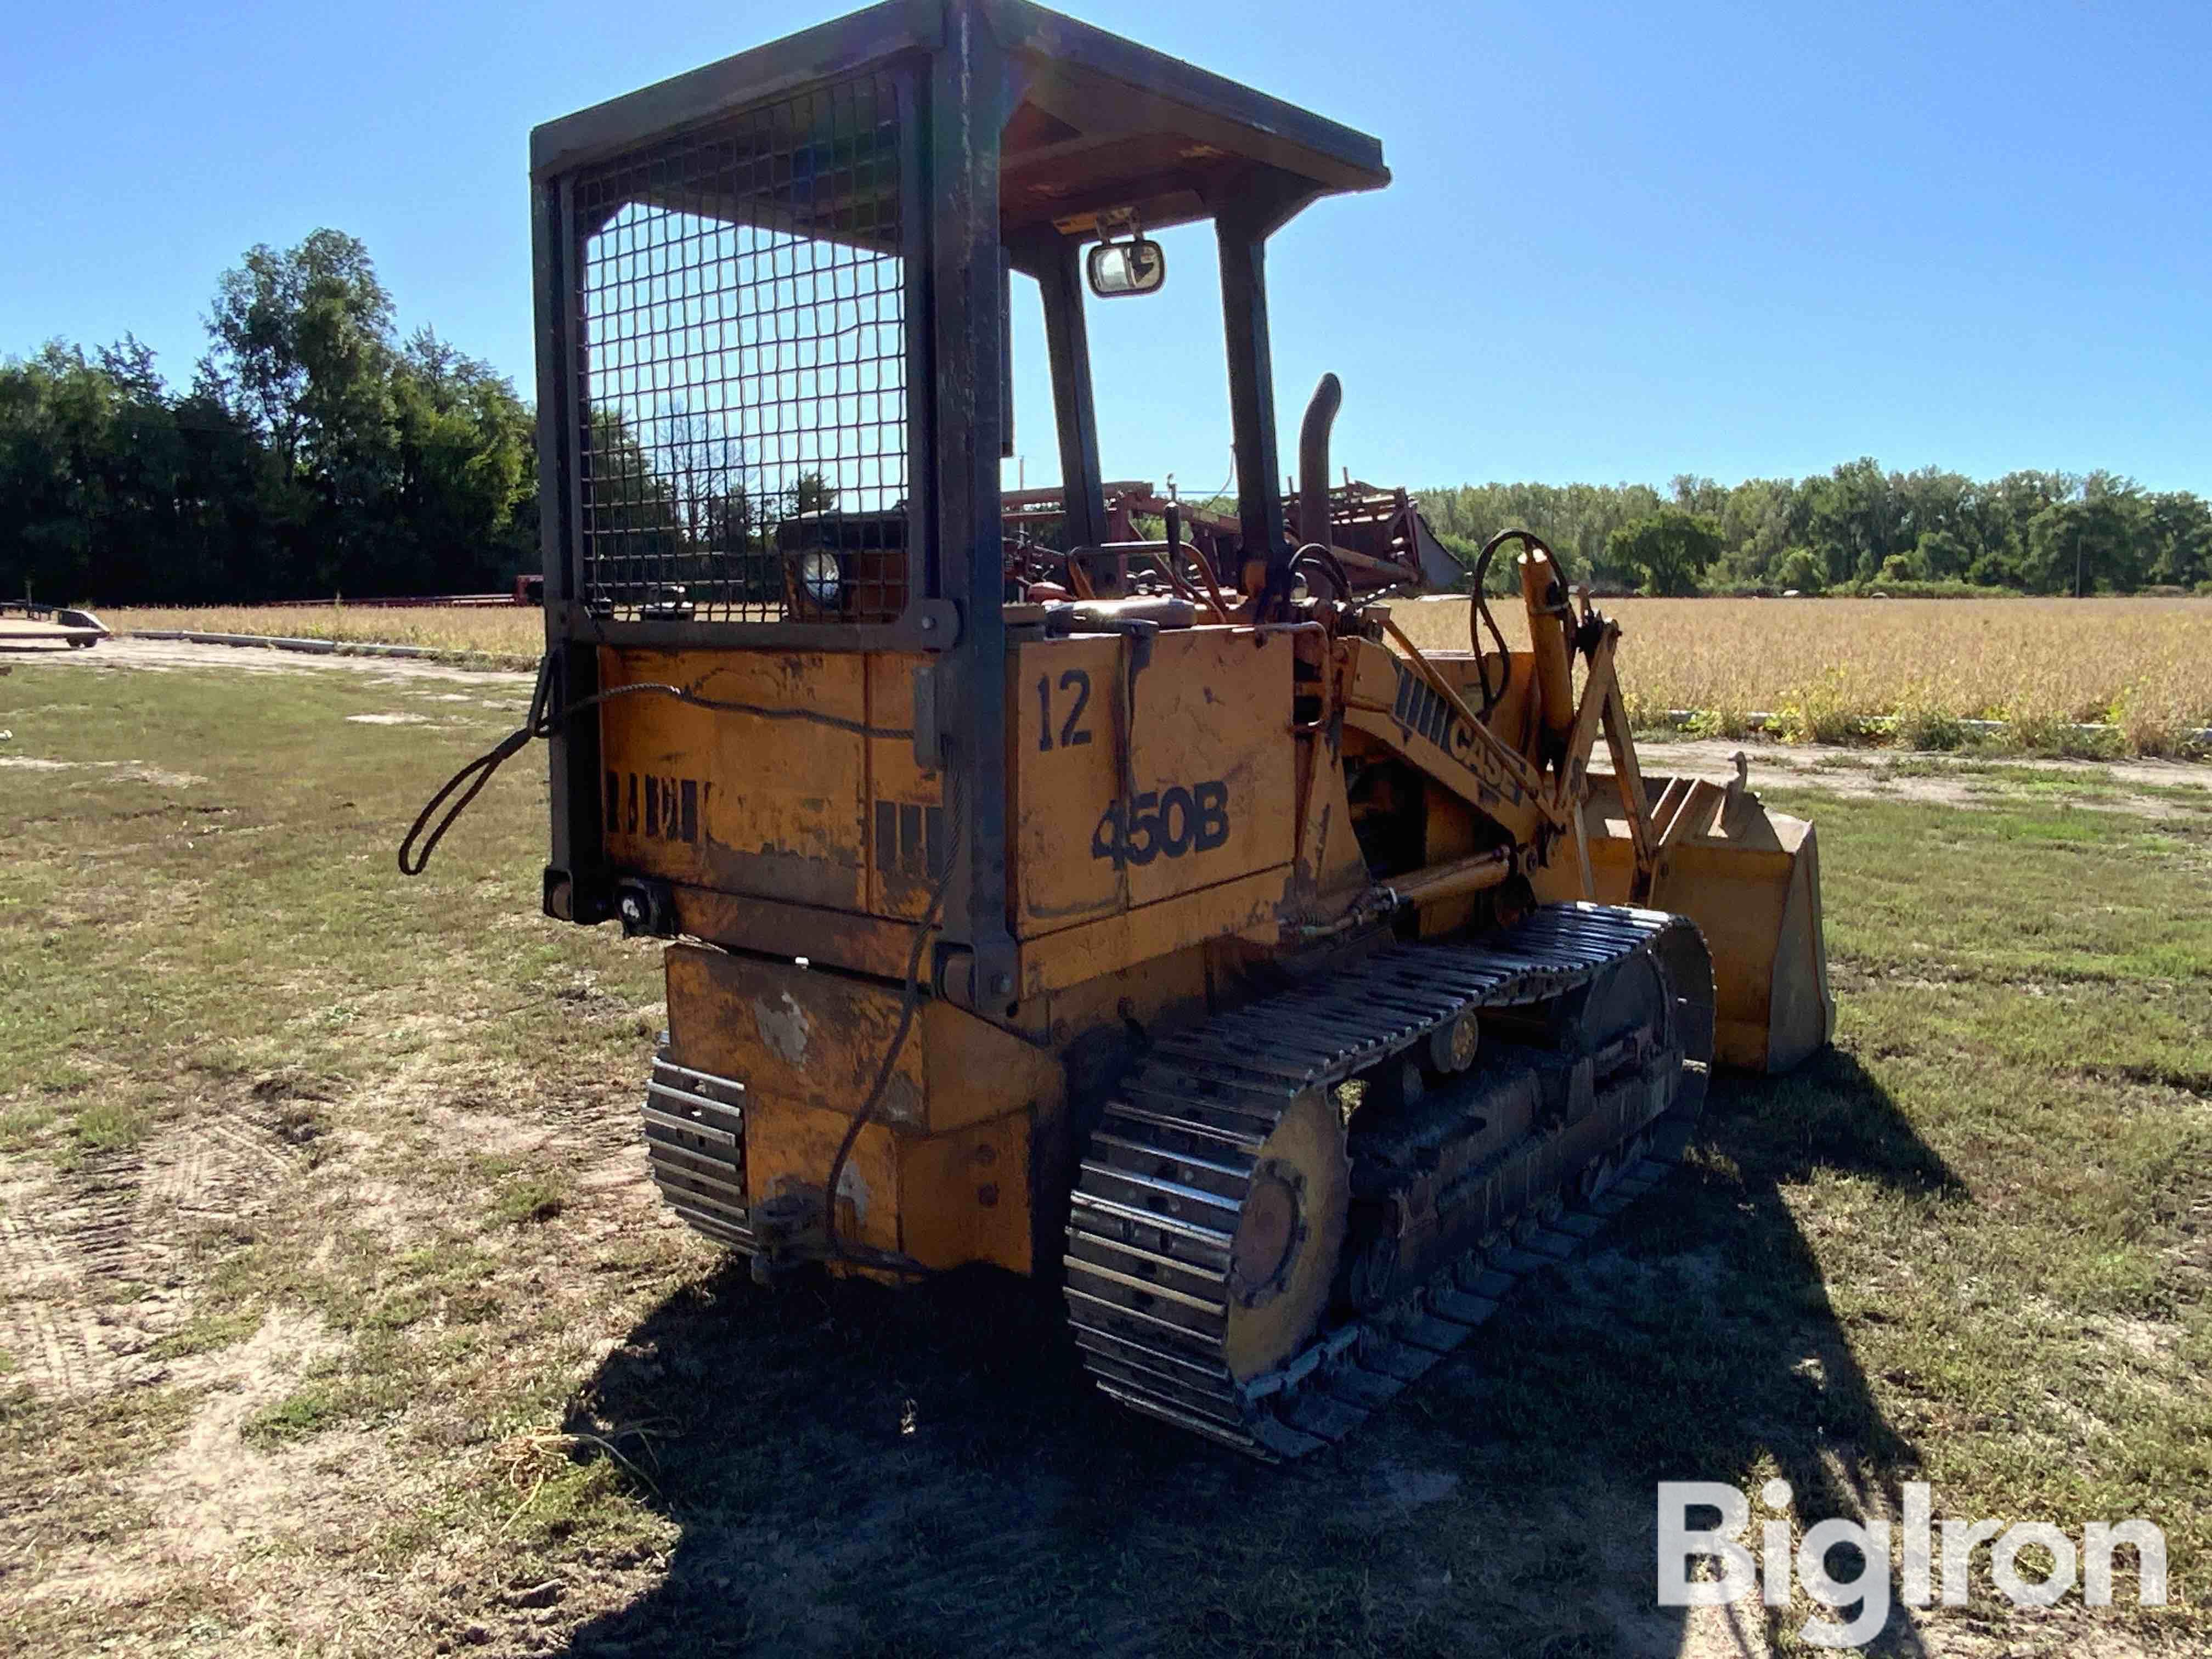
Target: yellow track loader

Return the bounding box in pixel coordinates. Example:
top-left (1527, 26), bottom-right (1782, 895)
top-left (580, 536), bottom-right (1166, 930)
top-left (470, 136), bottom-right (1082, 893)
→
top-left (501, 0), bottom-right (1833, 1456)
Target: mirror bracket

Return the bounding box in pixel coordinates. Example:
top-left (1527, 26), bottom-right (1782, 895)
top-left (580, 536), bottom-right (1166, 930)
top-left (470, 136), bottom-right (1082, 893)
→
top-left (1085, 215), bottom-right (1166, 298)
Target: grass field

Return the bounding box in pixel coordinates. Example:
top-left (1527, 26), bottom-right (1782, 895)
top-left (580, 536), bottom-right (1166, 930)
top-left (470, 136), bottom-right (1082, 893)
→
top-left (105, 595), bottom-right (2212, 757)
top-left (1, 647), bottom-right (2208, 1656)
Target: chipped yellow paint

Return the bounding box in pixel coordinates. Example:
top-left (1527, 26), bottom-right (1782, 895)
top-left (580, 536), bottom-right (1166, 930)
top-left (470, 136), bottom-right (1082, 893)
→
top-left (744, 1100), bottom-right (904, 1258)
top-left (599, 647), bottom-right (870, 910)
top-left (597, 647), bottom-right (943, 922)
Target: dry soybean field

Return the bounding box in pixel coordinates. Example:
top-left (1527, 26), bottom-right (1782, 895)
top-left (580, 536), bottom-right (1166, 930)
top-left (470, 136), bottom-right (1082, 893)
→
top-left (106, 596), bottom-right (2212, 755)
top-left (1390, 595), bottom-right (2212, 754)
top-left (108, 603), bottom-right (548, 665)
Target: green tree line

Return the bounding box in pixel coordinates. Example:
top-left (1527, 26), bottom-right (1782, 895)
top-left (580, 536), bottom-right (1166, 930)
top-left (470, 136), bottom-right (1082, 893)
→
top-left (9, 228), bottom-right (2209, 606)
top-left (1419, 461), bottom-right (2212, 597)
top-left (1, 229), bottom-right (537, 606)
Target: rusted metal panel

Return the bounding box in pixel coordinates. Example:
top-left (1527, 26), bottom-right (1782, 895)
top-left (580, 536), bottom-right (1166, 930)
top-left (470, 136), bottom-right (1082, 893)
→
top-left (593, 624), bottom-right (1306, 994)
top-left (664, 945), bottom-right (1062, 1133)
top-left (597, 646), bottom-right (961, 925)
top-left (664, 938), bottom-right (1044, 1275)
top-left (668, 945), bottom-right (925, 1125)
top-left (735, 1098), bottom-right (1034, 1276)
top-left (669, 885), bottom-right (924, 980)
top-left (744, 1098), bottom-right (905, 1259)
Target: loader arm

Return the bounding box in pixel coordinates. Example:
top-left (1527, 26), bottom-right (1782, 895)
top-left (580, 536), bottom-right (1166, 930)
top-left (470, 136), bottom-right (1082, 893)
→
top-left (1335, 633), bottom-right (1561, 848)
top-left (1324, 538), bottom-right (1830, 1070)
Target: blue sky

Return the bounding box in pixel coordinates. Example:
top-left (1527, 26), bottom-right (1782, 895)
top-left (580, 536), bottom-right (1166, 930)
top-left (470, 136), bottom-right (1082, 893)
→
top-left (5, 0), bottom-right (2208, 494)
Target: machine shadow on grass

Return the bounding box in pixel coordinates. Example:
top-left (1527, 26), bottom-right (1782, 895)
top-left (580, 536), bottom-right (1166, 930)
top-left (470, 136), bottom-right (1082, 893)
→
top-left (553, 1047), bottom-right (1961, 1659)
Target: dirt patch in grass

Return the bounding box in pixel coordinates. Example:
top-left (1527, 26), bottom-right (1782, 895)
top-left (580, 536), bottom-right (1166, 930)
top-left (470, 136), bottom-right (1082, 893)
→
top-left (138, 1310), bottom-right (344, 1546)
top-left (1642, 736), bottom-right (2210, 819)
top-left (19, 632), bottom-right (534, 687)
top-left (0, 753), bottom-right (210, 787)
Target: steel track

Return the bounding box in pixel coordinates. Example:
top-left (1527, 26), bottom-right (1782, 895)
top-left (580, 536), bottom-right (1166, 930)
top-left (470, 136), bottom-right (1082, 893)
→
top-left (1062, 902), bottom-right (1709, 1458)
top-left (641, 1052), bottom-right (756, 1251)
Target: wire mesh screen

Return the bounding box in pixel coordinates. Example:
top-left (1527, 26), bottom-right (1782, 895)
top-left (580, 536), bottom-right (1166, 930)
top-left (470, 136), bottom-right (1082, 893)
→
top-left (572, 70), bottom-right (911, 625)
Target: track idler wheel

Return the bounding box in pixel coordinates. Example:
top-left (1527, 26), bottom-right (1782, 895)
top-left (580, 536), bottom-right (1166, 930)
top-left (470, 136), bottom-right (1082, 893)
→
top-left (1221, 1087), bottom-right (1350, 1381)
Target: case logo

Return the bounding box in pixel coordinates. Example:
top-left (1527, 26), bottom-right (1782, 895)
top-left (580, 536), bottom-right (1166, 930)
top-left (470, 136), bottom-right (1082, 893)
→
top-left (606, 771), bottom-right (706, 844)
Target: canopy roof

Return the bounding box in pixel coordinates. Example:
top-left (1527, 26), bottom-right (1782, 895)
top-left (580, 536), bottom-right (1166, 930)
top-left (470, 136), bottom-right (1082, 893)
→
top-left (533, 0), bottom-right (1389, 239)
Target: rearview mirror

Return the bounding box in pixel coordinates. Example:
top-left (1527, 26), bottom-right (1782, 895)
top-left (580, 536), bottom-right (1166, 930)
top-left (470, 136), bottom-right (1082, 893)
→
top-left (1086, 238), bottom-right (1166, 298)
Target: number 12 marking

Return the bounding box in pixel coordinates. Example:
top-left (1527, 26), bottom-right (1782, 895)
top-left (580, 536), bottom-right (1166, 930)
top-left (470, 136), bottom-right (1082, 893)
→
top-left (1036, 668), bottom-right (1093, 751)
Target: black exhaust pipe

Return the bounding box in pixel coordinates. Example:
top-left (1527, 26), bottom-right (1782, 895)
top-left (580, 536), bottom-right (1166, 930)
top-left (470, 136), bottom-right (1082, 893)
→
top-left (1296, 372), bottom-right (1341, 551)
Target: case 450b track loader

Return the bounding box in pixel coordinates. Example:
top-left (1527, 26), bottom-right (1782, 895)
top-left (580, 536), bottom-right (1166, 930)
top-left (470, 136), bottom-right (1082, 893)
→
top-left (509, 0), bottom-right (1833, 1457)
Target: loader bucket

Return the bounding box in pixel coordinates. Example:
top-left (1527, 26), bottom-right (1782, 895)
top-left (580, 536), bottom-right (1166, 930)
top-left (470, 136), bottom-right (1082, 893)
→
top-left (1582, 772), bottom-right (1834, 1074)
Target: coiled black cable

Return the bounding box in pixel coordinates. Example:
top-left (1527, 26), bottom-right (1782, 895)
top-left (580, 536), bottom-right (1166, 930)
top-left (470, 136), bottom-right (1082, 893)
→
top-left (1467, 528), bottom-right (1559, 714)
